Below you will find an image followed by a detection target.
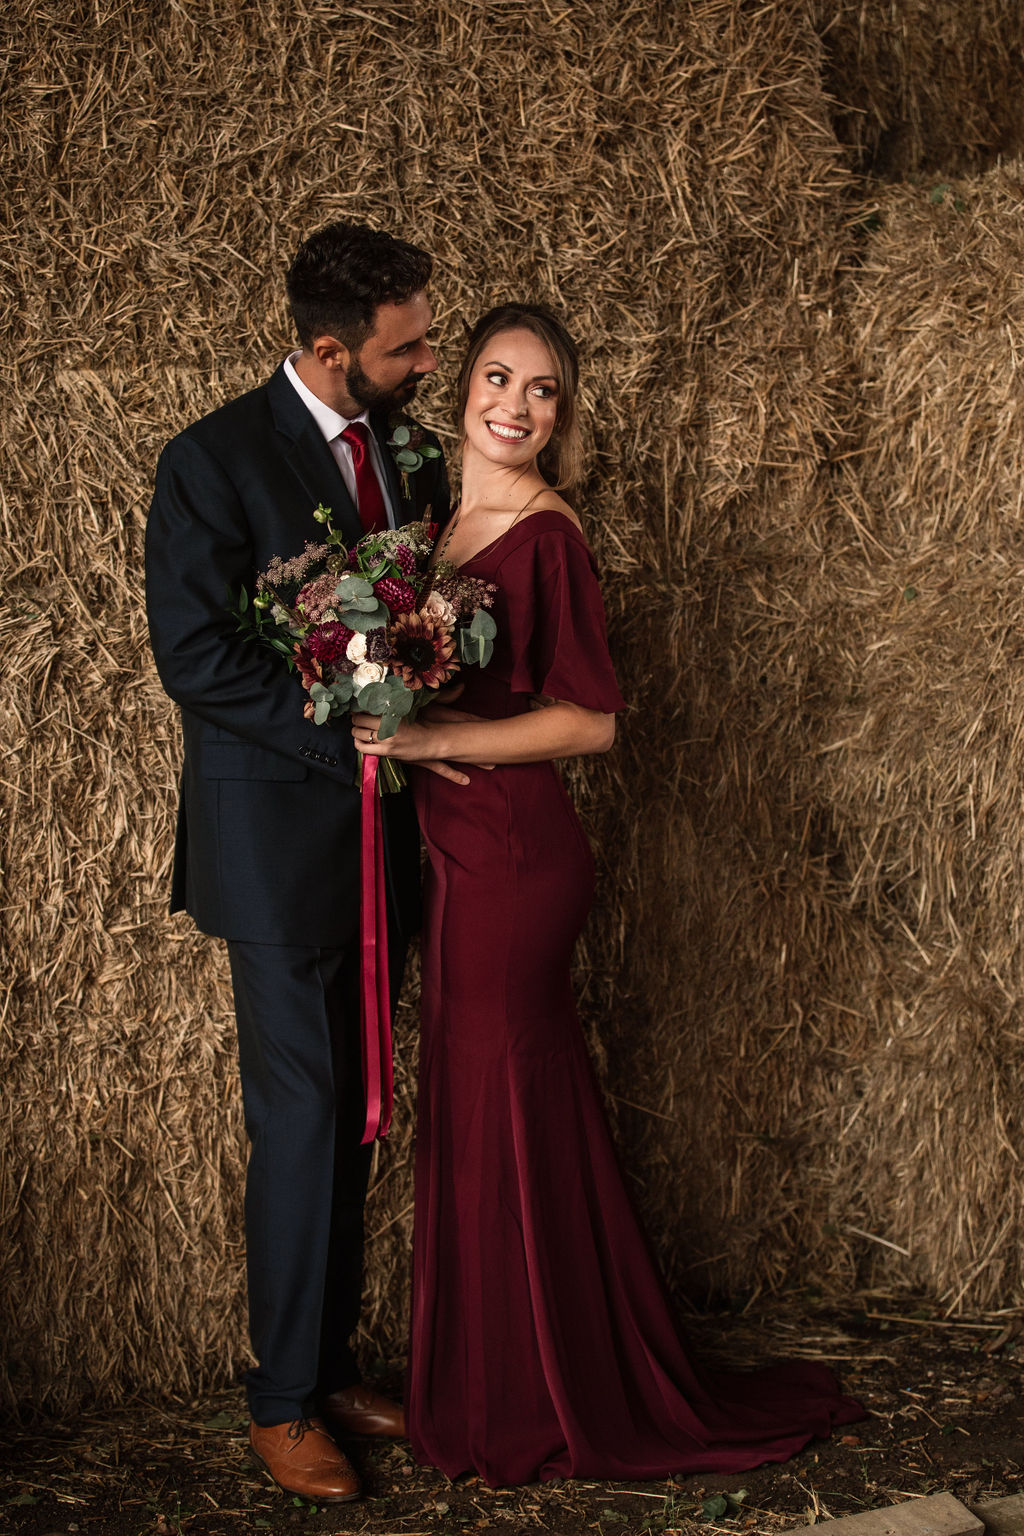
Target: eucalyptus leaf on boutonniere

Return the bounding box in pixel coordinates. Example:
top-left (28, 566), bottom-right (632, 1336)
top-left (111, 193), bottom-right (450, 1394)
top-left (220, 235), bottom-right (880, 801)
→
top-left (386, 413), bottom-right (442, 501)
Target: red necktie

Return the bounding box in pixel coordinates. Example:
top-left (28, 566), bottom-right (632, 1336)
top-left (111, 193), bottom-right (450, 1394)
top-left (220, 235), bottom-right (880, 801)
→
top-left (340, 422), bottom-right (389, 535)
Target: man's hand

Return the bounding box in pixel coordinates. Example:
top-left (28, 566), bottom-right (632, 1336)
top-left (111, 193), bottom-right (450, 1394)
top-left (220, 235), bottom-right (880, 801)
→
top-left (419, 759), bottom-right (471, 786)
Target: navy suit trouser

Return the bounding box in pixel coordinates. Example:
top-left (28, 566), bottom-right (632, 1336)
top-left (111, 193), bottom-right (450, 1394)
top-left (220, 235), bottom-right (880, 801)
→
top-left (226, 936), bottom-right (404, 1426)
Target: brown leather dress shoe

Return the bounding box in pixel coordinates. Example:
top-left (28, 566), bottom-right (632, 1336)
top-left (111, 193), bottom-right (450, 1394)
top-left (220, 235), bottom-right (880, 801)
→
top-left (249, 1417), bottom-right (360, 1502)
top-left (322, 1383), bottom-right (406, 1439)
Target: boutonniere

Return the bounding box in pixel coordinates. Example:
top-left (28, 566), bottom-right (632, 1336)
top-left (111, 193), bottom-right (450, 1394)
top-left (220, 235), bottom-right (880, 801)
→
top-left (386, 414), bottom-right (442, 499)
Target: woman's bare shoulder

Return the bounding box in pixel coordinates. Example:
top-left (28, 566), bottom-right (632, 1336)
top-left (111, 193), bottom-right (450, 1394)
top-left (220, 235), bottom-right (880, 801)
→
top-left (521, 493), bottom-right (582, 532)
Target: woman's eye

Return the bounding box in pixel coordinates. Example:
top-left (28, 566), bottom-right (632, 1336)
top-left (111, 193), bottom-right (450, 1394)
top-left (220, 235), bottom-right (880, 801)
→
top-left (485, 371), bottom-right (507, 386)
top-left (533, 384), bottom-right (556, 399)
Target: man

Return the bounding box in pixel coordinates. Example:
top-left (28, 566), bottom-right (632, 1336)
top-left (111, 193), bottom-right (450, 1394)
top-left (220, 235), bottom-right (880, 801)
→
top-left (145, 222), bottom-right (455, 1504)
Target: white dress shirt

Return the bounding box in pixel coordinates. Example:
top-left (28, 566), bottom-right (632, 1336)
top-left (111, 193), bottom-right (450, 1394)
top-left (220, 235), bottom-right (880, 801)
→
top-left (283, 352), bottom-right (397, 528)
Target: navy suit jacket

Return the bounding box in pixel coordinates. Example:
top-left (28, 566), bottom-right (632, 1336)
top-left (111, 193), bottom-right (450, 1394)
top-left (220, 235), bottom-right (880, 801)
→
top-left (145, 363), bottom-right (450, 947)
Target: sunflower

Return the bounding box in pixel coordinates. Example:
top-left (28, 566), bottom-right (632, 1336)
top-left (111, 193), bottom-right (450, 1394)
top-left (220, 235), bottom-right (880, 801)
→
top-left (389, 611), bottom-right (459, 691)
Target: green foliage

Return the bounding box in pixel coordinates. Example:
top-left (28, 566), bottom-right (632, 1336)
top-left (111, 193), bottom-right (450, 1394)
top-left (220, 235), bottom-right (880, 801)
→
top-left (458, 609), bottom-right (496, 667)
top-left (701, 1489), bottom-right (748, 1522)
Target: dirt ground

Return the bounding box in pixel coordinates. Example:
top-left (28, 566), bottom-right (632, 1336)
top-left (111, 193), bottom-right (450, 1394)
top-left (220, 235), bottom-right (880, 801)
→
top-left (2, 1294), bottom-right (1021, 1536)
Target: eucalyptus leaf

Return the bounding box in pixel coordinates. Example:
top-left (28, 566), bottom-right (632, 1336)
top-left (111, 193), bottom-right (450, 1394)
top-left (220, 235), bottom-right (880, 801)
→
top-left (313, 699), bottom-right (332, 726)
top-left (469, 609), bottom-right (497, 640)
top-left (376, 711), bottom-right (401, 740)
top-left (335, 574), bottom-right (374, 600)
top-left (330, 677), bottom-right (354, 704)
top-left (390, 425), bottom-right (411, 446)
top-left (341, 601), bottom-right (389, 632)
top-left (388, 686), bottom-right (415, 716)
top-left (309, 682), bottom-right (331, 701)
top-left (395, 448), bottom-right (421, 470)
top-left (477, 636), bottom-right (493, 667)
top-left (358, 682), bottom-right (392, 714)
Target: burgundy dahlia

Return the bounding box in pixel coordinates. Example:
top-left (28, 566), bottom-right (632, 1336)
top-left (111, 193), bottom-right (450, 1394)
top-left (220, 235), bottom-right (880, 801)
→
top-left (374, 576), bottom-right (417, 614)
top-left (307, 621), bottom-right (355, 671)
top-left (395, 543), bottom-right (417, 579)
top-left (389, 611), bottom-right (459, 691)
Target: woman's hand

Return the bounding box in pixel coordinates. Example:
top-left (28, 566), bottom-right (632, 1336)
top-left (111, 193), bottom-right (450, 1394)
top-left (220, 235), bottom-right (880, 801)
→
top-left (352, 708), bottom-right (494, 782)
top-left (352, 711), bottom-right (440, 762)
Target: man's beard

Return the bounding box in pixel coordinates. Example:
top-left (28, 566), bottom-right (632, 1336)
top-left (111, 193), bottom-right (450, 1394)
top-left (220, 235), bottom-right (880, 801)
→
top-left (346, 356), bottom-right (421, 413)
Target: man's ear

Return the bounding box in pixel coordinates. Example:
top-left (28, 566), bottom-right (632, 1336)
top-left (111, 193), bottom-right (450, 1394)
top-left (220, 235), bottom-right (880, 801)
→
top-left (311, 334), bottom-right (351, 373)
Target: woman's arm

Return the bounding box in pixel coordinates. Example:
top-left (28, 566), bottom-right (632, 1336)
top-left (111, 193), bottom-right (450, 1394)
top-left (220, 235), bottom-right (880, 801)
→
top-left (352, 699), bottom-right (615, 765)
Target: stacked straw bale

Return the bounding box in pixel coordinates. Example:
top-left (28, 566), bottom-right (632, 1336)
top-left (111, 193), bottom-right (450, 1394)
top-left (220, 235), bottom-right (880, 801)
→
top-left (3, 0), bottom-right (1024, 1417)
top-left (815, 0), bottom-right (1024, 176)
top-left (820, 166), bottom-right (1024, 1307)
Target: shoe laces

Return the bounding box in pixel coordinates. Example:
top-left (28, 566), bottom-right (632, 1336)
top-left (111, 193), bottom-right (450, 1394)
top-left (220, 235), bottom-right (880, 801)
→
top-left (287, 1416), bottom-right (315, 1443)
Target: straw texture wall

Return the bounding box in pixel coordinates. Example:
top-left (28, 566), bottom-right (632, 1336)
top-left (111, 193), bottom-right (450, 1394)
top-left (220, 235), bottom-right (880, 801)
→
top-left (3, 0), bottom-right (1023, 1415)
top-left (815, 0), bottom-right (1024, 176)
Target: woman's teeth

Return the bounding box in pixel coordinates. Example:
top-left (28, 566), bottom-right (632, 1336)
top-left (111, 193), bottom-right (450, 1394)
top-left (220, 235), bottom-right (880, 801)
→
top-left (487, 422), bottom-right (529, 441)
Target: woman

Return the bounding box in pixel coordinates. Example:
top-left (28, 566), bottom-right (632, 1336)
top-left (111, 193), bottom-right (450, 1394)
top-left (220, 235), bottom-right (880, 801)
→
top-left (352, 304), bottom-right (862, 1486)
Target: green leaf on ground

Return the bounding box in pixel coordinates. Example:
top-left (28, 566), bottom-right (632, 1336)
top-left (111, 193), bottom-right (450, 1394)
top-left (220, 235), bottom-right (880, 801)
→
top-left (200, 1410), bottom-right (245, 1429)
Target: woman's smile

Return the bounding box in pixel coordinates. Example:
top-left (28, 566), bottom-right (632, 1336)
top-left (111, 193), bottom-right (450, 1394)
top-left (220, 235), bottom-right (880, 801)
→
top-left (486, 420), bottom-right (531, 441)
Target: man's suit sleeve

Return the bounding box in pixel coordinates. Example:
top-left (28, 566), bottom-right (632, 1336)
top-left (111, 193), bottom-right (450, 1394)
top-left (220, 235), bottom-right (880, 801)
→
top-left (145, 431), bottom-right (358, 781)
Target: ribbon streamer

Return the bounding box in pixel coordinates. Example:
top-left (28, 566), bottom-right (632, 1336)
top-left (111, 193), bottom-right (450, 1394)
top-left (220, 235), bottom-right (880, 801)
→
top-left (360, 753), bottom-right (393, 1143)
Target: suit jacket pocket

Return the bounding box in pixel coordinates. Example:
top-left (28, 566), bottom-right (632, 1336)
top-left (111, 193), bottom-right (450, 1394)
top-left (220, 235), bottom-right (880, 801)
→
top-left (200, 741), bottom-right (308, 782)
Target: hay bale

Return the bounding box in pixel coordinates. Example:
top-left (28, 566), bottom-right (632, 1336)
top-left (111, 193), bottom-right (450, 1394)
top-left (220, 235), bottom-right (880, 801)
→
top-left (820, 165), bottom-right (1024, 1305)
top-left (815, 0), bottom-right (1024, 176)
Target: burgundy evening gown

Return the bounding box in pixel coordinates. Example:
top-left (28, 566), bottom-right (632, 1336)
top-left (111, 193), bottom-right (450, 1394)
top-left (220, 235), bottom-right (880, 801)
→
top-left (408, 511), bottom-right (862, 1486)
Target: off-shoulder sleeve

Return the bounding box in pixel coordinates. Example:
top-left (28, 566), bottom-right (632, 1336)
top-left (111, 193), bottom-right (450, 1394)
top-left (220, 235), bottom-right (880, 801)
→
top-left (496, 527), bottom-right (626, 713)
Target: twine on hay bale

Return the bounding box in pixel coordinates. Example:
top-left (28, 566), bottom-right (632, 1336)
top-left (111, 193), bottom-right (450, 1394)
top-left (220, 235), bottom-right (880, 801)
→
top-left (3, 0), bottom-right (1023, 1418)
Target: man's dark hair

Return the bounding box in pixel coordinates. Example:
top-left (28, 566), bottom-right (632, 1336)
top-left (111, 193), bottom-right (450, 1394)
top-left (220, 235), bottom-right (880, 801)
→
top-left (286, 222), bottom-right (433, 351)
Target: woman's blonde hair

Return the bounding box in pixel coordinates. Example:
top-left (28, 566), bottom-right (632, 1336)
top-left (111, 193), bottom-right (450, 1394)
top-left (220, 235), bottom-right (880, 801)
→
top-left (455, 303), bottom-right (584, 492)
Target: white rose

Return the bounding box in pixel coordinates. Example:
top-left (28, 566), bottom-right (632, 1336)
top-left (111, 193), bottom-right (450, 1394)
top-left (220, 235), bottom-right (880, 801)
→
top-left (345, 631), bottom-right (367, 663)
top-left (353, 661), bottom-right (387, 689)
top-left (421, 590), bottom-right (456, 626)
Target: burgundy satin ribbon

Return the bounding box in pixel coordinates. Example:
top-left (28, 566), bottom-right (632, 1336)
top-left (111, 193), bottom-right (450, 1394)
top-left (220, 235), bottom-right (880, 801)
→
top-left (360, 753), bottom-right (393, 1144)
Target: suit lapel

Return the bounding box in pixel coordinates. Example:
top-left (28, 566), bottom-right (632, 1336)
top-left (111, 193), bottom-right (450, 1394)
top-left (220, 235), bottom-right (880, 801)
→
top-left (267, 365), bottom-right (364, 546)
top-left (371, 411), bottom-right (412, 528)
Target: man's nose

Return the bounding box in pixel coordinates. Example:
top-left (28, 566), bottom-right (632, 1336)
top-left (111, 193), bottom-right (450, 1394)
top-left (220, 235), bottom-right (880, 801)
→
top-left (416, 342), bottom-right (438, 375)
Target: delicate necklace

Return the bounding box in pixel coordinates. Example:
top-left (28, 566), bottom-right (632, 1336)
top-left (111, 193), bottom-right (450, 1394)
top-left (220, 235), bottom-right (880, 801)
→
top-left (433, 498), bottom-right (533, 568)
top-left (432, 504), bottom-right (462, 565)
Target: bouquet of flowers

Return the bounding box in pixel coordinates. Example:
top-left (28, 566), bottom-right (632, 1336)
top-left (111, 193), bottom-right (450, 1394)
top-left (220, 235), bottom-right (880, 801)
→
top-left (235, 507), bottom-right (497, 790)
